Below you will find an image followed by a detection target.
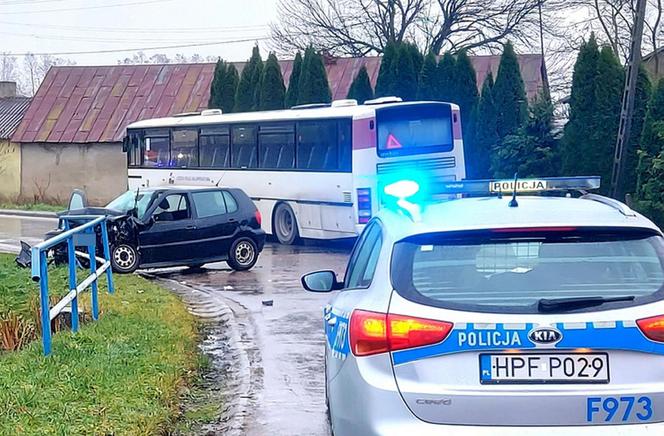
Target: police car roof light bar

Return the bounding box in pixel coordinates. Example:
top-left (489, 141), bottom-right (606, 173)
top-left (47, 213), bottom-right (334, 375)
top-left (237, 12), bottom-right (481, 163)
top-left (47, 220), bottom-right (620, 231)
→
top-left (430, 176), bottom-right (601, 197)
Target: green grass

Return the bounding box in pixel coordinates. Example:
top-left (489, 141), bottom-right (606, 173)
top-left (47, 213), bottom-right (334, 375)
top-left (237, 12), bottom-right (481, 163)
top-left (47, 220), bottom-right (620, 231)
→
top-left (0, 254), bottom-right (199, 435)
top-left (0, 202), bottom-right (65, 213)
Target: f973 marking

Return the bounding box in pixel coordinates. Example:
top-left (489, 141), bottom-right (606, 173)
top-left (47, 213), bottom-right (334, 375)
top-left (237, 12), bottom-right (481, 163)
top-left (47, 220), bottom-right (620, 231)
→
top-left (587, 396), bottom-right (653, 423)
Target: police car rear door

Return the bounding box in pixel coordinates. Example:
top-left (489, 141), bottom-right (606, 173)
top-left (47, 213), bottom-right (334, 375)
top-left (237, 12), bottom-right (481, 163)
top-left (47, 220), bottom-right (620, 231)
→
top-left (387, 227), bottom-right (664, 427)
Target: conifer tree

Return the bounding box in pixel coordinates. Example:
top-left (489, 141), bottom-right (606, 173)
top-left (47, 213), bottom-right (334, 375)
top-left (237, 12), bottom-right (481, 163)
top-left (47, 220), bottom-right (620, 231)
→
top-left (454, 50), bottom-right (479, 144)
top-left (491, 91), bottom-right (559, 178)
top-left (437, 52), bottom-right (456, 103)
top-left (636, 79), bottom-right (664, 226)
top-left (417, 51), bottom-right (438, 100)
top-left (208, 58), bottom-right (227, 110)
top-left (623, 66), bottom-right (651, 195)
top-left (470, 72), bottom-right (498, 179)
top-left (297, 47), bottom-right (331, 104)
top-left (592, 46), bottom-right (624, 194)
top-left (285, 51), bottom-right (303, 108)
top-left (493, 42), bottom-right (527, 139)
top-left (347, 65), bottom-right (374, 103)
top-left (220, 64), bottom-right (238, 113)
top-left (259, 53), bottom-right (286, 110)
top-left (562, 34), bottom-right (600, 175)
top-left (394, 43), bottom-right (418, 100)
top-left (375, 42), bottom-right (398, 97)
top-left (235, 45), bottom-right (263, 112)
top-left (250, 48), bottom-right (264, 110)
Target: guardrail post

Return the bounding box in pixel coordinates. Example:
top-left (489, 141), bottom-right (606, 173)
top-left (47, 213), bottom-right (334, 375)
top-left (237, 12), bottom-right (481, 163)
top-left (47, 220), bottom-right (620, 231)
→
top-left (64, 220), bottom-right (79, 333)
top-left (100, 222), bottom-right (114, 294)
top-left (87, 227), bottom-right (99, 321)
top-left (38, 250), bottom-right (52, 356)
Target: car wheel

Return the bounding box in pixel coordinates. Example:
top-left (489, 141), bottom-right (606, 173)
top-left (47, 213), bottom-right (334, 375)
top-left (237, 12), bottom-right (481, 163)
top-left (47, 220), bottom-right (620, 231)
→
top-left (273, 203), bottom-right (299, 245)
top-left (111, 243), bottom-right (139, 273)
top-left (227, 237), bottom-right (258, 271)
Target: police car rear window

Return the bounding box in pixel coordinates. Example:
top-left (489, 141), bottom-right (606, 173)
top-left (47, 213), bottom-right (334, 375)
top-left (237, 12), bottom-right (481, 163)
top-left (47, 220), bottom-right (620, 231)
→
top-left (391, 228), bottom-right (664, 314)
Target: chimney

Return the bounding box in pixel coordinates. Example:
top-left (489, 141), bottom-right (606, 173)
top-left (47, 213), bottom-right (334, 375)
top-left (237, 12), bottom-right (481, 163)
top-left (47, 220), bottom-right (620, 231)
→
top-left (0, 81), bottom-right (17, 98)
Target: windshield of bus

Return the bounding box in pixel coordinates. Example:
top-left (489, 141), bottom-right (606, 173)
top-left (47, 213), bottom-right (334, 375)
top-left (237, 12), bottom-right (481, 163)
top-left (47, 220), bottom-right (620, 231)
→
top-left (106, 190), bottom-right (154, 219)
top-left (391, 228), bottom-right (664, 313)
top-left (376, 103), bottom-right (453, 158)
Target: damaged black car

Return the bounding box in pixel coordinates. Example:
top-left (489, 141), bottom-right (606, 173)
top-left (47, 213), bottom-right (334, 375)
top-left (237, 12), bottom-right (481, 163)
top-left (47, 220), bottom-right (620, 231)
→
top-left (44, 186), bottom-right (266, 273)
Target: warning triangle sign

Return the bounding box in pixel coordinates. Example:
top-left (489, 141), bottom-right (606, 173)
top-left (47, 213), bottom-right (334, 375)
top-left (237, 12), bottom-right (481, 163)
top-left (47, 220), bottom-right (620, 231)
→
top-left (386, 134), bottom-right (403, 149)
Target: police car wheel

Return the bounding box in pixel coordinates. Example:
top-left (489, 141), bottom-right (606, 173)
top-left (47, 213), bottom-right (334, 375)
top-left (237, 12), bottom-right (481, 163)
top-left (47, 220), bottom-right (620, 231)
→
top-left (227, 237), bottom-right (258, 271)
top-left (111, 243), bottom-right (139, 274)
top-left (273, 203), bottom-right (299, 245)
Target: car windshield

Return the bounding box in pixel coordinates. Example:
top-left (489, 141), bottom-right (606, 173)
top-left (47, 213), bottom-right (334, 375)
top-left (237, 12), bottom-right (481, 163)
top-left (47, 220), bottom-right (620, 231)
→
top-left (391, 228), bottom-right (664, 313)
top-left (106, 190), bottom-right (154, 219)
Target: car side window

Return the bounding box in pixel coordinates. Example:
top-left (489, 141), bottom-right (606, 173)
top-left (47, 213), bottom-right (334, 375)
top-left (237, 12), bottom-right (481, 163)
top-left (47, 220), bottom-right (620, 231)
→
top-left (192, 191), bottom-right (228, 218)
top-left (222, 191), bottom-right (239, 213)
top-left (344, 223), bottom-right (383, 289)
top-left (152, 194), bottom-right (190, 222)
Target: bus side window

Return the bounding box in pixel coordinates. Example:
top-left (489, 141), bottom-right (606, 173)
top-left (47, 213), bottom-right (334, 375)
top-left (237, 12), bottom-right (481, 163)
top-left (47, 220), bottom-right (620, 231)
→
top-left (232, 125), bottom-right (258, 169)
top-left (296, 120), bottom-right (339, 171)
top-left (200, 134), bottom-right (230, 168)
top-left (259, 124), bottom-right (295, 170)
top-left (143, 129), bottom-right (170, 168)
top-left (338, 119), bottom-right (352, 172)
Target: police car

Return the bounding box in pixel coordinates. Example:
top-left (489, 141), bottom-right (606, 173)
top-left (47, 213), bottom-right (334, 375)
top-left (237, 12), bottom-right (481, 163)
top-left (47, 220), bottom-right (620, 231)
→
top-left (301, 176), bottom-right (664, 435)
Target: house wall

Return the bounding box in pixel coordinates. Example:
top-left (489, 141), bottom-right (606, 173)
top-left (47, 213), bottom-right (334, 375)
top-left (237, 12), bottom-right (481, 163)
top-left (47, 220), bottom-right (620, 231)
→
top-left (20, 142), bottom-right (127, 205)
top-left (0, 139), bottom-right (21, 200)
top-left (644, 55), bottom-right (664, 81)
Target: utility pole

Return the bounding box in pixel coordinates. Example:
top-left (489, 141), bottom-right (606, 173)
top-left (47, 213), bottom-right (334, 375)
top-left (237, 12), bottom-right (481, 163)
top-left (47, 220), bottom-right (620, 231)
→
top-left (610, 0), bottom-right (648, 199)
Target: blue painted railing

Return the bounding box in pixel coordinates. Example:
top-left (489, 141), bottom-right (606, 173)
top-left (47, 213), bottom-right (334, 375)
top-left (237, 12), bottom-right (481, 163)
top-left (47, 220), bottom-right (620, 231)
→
top-left (30, 215), bottom-right (115, 356)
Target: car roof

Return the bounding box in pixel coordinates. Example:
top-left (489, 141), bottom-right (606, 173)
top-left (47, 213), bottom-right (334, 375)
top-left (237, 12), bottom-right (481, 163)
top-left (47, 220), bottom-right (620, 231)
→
top-left (377, 195), bottom-right (662, 242)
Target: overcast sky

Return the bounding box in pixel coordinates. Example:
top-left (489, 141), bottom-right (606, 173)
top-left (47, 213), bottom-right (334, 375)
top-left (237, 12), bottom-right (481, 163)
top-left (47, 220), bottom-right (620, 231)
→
top-left (1, 0), bottom-right (277, 64)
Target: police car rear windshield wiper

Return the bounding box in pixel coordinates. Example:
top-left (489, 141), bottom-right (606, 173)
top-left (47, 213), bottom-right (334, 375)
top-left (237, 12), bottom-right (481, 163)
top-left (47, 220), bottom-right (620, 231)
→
top-left (537, 295), bottom-right (635, 313)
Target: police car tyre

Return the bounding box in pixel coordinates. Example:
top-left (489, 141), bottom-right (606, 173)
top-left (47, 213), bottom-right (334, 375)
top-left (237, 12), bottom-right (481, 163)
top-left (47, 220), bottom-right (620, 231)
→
top-left (111, 243), bottom-right (139, 274)
top-left (227, 237), bottom-right (258, 271)
top-left (273, 203), bottom-right (299, 245)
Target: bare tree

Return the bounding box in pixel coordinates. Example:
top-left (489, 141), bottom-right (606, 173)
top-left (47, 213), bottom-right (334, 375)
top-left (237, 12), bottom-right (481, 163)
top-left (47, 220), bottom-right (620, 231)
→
top-left (270, 0), bottom-right (551, 55)
top-left (23, 54), bottom-right (75, 96)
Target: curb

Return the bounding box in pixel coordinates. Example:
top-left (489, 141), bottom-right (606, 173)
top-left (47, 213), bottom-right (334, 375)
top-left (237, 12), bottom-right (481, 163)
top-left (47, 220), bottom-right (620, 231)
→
top-left (0, 209), bottom-right (58, 219)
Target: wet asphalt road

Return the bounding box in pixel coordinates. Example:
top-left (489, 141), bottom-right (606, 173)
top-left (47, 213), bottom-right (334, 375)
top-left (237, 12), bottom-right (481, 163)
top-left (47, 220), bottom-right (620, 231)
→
top-left (0, 214), bottom-right (56, 253)
top-left (155, 241), bottom-right (352, 435)
top-left (0, 214), bottom-right (351, 435)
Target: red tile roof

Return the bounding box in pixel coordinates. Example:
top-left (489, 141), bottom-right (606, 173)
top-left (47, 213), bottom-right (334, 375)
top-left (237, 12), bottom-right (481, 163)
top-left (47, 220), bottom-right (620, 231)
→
top-left (13, 54), bottom-right (544, 144)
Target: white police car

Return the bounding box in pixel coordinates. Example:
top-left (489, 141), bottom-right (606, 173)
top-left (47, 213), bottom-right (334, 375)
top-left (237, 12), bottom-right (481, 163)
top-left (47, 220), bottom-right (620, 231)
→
top-left (302, 177), bottom-right (664, 435)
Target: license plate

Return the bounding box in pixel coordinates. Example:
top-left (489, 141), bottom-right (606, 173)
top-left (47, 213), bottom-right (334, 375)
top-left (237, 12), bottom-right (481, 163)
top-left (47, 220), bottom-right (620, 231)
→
top-left (480, 353), bottom-right (609, 384)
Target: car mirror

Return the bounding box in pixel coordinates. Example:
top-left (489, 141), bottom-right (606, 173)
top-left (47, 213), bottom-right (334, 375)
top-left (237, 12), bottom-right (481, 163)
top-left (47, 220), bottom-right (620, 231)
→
top-left (301, 270), bottom-right (341, 292)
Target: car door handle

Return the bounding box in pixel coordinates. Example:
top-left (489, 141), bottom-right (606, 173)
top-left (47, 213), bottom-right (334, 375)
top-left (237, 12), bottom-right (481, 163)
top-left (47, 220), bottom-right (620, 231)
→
top-left (185, 224), bottom-right (196, 230)
top-left (326, 316), bottom-right (337, 326)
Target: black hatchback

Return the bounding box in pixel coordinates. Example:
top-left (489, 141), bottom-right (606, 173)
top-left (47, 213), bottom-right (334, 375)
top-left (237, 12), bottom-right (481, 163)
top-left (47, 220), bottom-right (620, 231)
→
top-left (53, 186), bottom-right (265, 273)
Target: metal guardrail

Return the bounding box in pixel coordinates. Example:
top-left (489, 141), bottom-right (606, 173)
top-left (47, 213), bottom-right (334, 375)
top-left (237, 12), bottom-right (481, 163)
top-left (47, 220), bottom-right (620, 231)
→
top-left (30, 215), bottom-right (115, 356)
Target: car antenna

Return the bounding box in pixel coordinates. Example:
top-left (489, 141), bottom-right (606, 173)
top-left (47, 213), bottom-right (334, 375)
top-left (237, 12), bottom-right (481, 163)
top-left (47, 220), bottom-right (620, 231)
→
top-left (215, 174), bottom-right (225, 187)
top-left (508, 172), bottom-right (519, 208)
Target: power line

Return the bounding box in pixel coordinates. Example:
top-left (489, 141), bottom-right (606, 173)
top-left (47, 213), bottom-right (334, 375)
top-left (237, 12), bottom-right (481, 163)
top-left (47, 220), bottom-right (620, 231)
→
top-left (8, 36), bottom-right (271, 56)
top-left (0, 28), bottom-right (267, 43)
top-left (0, 0), bottom-right (177, 14)
top-left (0, 19), bottom-right (269, 34)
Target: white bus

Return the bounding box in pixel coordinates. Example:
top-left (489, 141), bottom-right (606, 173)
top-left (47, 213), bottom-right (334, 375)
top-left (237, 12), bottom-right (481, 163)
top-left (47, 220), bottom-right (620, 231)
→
top-left (123, 97), bottom-right (466, 244)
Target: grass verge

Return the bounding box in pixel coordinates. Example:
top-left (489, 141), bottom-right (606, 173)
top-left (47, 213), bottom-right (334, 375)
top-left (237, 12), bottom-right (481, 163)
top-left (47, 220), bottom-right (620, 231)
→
top-left (0, 202), bottom-right (65, 213)
top-left (0, 253), bottom-right (199, 435)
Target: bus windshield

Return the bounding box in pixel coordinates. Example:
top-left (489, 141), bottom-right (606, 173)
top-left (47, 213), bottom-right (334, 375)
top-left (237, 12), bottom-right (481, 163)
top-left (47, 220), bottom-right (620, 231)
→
top-left (376, 103), bottom-right (453, 158)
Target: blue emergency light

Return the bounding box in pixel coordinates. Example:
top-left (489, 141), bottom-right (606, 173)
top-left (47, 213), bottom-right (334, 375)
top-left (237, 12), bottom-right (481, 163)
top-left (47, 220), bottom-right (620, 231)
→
top-left (382, 176), bottom-right (601, 220)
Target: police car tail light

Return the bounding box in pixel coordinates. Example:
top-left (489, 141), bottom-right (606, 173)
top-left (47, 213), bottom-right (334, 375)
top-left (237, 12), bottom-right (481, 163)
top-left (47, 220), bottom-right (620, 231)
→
top-left (637, 315), bottom-right (664, 342)
top-left (349, 310), bottom-right (453, 357)
top-left (388, 314), bottom-right (453, 352)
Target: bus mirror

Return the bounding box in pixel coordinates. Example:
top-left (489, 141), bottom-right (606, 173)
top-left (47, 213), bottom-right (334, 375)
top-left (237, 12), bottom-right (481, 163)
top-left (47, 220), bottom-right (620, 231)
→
top-left (122, 136), bottom-right (129, 152)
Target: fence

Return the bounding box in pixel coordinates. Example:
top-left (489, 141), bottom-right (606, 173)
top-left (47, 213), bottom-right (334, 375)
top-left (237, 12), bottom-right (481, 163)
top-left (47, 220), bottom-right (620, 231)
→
top-left (30, 215), bottom-right (115, 356)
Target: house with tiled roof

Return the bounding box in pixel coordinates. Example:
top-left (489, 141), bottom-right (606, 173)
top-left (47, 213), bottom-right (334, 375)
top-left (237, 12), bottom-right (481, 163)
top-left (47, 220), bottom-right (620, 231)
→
top-left (10, 53), bottom-right (546, 204)
top-left (0, 82), bottom-right (31, 200)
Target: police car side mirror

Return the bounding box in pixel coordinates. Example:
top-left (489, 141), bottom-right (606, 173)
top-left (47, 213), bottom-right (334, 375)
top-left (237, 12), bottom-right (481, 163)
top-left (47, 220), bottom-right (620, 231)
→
top-left (301, 270), bottom-right (342, 292)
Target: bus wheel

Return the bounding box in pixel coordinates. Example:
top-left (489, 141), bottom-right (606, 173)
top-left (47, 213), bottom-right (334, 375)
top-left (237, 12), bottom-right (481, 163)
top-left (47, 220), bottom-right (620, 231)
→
top-left (273, 203), bottom-right (299, 245)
